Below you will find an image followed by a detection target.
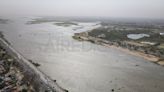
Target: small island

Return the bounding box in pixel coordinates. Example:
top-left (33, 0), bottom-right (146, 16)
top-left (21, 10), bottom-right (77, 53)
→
top-left (54, 22), bottom-right (77, 27)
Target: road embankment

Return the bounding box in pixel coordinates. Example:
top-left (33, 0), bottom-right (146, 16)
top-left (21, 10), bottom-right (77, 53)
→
top-left (0, 37), bottom-right (68, 92)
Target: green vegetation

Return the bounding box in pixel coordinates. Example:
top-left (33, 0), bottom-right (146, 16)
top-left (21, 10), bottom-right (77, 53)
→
top-left (88, 28), bottom-right (127, 41)
top-left (81, 21), bottom-right (164, 59)
top-left (88, 27), bottom-right (164, 43)
top-left (54, 22), bottom-right (77, 27)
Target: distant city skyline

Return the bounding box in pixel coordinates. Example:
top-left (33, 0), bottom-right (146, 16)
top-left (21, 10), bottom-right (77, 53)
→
top-left (0, 0), bottom-right (164, 19)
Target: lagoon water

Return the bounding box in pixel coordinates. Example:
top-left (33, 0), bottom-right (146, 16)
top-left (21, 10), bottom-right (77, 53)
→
top-left (127, 34), bottom-right (150, 40)
top-left (1, 17), bottom-right (164, 92)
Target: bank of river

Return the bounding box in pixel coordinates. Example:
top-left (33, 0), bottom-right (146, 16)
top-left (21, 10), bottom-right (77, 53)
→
top-left (0, 34), bottom-right (68, 92)
top-left (1, 17), bottom-right (164, 92)
top-left (73, 33), bottom-right (164, 66)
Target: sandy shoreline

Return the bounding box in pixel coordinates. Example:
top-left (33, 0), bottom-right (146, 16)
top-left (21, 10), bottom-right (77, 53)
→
top-left (73, 34), bottom-right (164, 66)
top-left (102, 44), bottom-right (159, 62)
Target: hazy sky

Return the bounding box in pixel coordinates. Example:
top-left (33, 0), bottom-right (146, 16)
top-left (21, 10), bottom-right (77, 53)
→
top-left (0, 0), bottom-right (164, 19)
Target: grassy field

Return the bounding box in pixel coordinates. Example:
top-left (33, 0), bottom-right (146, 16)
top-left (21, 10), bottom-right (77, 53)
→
top-left (84, 21), bottom-right (164, 58)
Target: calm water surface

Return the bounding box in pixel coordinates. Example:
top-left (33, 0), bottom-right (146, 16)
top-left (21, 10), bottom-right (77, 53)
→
top-left (1, 17), bottom-right (164, 92)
